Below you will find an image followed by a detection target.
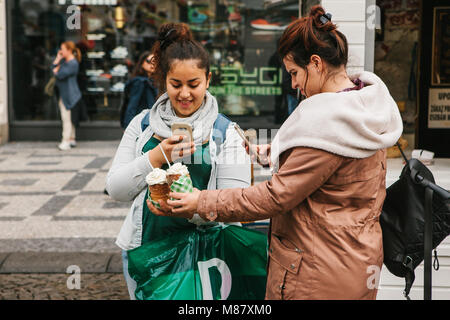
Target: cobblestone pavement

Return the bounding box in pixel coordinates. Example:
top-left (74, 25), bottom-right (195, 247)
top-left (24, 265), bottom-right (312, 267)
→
top-left (0, 141), bottom-right (272, 250)
top-left (0, 273), bottom-right (129, 300)
top-left (1, 141), bottom-right (449, 300)
top-left (0, 141), bottom-right (272, 300)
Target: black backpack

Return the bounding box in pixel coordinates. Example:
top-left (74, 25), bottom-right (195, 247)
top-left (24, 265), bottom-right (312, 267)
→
top-left (380, 145), bottom-right (450, 299)
top-left (119, 81), bottom-right (131, 129)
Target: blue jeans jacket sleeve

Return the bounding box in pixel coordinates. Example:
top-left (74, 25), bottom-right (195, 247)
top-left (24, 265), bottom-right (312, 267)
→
top-left (55, 60), bottom-right (79, 81)
top-left (124, 80), bottom-right (145, 129)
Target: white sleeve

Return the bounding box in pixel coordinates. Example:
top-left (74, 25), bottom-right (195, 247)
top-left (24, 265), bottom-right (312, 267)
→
top-left (106, 114), bottom-right (154, 202)
top-left (215, 125), bottom-right (252, 189)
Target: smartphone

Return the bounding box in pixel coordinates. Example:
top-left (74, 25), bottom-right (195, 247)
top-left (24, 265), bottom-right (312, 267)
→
top-left (171, 123), bottom-right (193, 142)
top-left (234, 124), bottom-right (262, 163)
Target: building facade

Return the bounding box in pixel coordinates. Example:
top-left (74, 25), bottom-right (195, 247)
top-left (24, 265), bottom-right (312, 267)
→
top-left (0, 0), bottom-right (7, 144)
top-left (0, 0), bottom-right (449, 300)
top-left (0, 0), bottom-right (379, 142)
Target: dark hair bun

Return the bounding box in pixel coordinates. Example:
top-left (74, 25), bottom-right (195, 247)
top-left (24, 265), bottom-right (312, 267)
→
top-left (150, 22), bottom-right (210, 93)
top-left (309, 5), bottom-right (337, 32)
top-left (158, 23), bottom-right (193, 50)
top-left (278, 5), bottom-right (349, 69)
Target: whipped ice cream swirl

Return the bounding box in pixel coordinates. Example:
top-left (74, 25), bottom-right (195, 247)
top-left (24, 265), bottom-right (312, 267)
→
top-left (146, 168), bottom-right (167, 185)
top-left (166, 162), bottom-right (189, 176)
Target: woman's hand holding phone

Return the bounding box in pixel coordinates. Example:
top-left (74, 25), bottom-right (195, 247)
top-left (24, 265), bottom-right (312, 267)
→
top-left (149, 135), bottom-right (196, 168)
top-left (234, 124), bottom-right (271, 167)
top-left (244, 143), bottom-right (272, 168)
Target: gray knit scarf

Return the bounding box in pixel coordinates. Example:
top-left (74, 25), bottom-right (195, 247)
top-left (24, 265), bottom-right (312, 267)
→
top-left (149, 91), bottom-right (219, 145)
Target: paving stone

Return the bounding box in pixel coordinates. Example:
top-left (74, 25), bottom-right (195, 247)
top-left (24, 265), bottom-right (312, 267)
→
top-left (106, 253), bottom-right (123, 273)
top-left (84, 157), bottom-right (111, 169)
top-left (0, 253), bottom-right (10, 269)
top-left (17, 289), bottom-right (33, 300)
top-left (0, 274), bottom-right (129, 300)
top-left (27, 162), bottom-right (61, 166)
top-left (62, 173), bottom-right (96, 191)
top-left (0, 179), bottom-right (38, 186)
top-left (0, 252), bottom-right (112, 273)
top-left (0, 238), bottom-right (119, 253)
top-left (32, 195), bottom-right (74, 216)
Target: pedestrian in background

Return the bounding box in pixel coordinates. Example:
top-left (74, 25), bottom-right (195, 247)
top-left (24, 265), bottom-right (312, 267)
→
top-left (120, 51), bottom-right (158, 130)
top-left (151, 5), bottom-right (404, 300)
top-left (52, 41), bottom-right (87, 151)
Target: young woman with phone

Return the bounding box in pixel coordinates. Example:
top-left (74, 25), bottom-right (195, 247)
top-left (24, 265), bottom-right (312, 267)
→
top-left (152, 6), bottom-right (404, 300)
top-left (106, 23), bottom-right (253, 299)
top-left (52, 41), bottom-right (86, 151)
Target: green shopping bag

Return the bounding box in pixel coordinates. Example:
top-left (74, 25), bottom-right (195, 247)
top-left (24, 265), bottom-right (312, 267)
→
top-left (127, 225), bottom-right (268, 300)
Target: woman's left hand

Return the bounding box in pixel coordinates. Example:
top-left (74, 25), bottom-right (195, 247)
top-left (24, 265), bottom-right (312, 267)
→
top-left (146, 188), bottom-right (201, 219)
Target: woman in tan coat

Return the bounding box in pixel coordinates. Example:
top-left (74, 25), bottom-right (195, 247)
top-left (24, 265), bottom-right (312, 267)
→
top-left (148, 5), bottom-right (403, 300)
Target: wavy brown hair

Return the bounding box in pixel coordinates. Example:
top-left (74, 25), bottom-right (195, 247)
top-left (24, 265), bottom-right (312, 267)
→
top-left (62, 41), bottom-right (82, 63)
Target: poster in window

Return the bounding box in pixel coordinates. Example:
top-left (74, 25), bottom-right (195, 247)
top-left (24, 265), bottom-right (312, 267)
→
top-left (428, 88), bottom-right (450, 129)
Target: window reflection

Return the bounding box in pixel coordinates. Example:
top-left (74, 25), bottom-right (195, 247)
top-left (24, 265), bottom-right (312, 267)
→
top-left (432, 7), bottom-right (450, 85)
top-left (9, 0), bottom-right (298, 124)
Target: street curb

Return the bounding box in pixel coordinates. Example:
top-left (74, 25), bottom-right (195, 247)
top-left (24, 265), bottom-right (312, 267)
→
top-left (0, 252), bottom-right (123, 274)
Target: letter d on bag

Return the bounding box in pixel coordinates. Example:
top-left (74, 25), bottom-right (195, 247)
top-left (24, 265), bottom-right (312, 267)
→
top-left (198, 258), bottom-right (232, 300)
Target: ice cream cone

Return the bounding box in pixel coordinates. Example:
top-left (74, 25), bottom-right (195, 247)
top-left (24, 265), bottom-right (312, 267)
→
top-left (149, 183), bottom-right (170, 203)
top-left (167, 174), bottom-right (181, 186)
top-left (145, 168), bottom-right (169, 206)
top-left (166, 163), bottom-right (190, 186)
top-left (167, 174), bottom-right (191, 186)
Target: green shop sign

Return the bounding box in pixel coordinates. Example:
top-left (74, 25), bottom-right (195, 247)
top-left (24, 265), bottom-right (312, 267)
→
top-left (210, 66), bottom-right (283, 96)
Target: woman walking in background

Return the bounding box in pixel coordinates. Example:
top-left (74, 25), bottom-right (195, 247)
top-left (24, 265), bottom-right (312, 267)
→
top-left (120, 51), bottom-right (158, 130)
top-left (52, 41), bottom-right (86, 151)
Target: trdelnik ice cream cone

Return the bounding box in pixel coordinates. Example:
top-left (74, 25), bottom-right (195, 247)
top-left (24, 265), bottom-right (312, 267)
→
top-left (166, 162), bottom-right (190, 186)
top-left (168, 163), bottom-right (194, 199)
top-left (146, 168), bottom-right (169, 208)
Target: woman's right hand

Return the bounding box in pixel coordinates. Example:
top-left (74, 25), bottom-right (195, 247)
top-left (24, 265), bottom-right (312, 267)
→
top-left (149, 135), bottom-right (196, 168)
top-left (53, 50), bottom-right (63, 64)
top-left (244, 143), bottom-right (272, 167)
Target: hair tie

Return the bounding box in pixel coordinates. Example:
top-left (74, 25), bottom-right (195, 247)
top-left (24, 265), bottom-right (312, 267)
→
top-left (159, 28), bottom-right (176, 50)
top-left (319, 13), bottom-right (332, 24)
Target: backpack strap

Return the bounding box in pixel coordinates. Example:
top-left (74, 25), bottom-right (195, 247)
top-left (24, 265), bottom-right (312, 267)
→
top-left (141, 112), bottom-right (232, 147)
top-left (423, 187), bottom-right (434, 300)
top-left (401, 255), bottom-right (415, 300)
top-left (212, 113), bottom-right (232, 148)
top-left (141, 111), bottom-right (150, 132)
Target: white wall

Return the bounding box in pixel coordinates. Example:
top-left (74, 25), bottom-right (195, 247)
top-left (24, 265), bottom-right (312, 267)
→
top-left (0, 0), bottom-right (8, 144)
top-left (321, 0), bottom-right (373, 74)
top-left (378, 161), bottom-right (450, 300)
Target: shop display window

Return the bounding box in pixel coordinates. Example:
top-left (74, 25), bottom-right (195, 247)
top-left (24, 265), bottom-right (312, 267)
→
top-left (432, 7), bottom-right (450, 85)
top-left (8, 0), bottom-right (298, 123)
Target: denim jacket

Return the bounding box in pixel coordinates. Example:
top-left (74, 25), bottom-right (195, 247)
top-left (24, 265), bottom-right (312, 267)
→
top-left (106, 110), bottom-right (251, 251)
top-left (121, 77), bottom-right (158, 129)
top-left (52, 59), bottom-right (82, 110)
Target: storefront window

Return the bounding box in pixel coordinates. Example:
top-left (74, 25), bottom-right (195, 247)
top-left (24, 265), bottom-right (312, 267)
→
top-left (432, 7), bottom-right (450, 85)
top-left (8, 0), bottom-right (298, 124)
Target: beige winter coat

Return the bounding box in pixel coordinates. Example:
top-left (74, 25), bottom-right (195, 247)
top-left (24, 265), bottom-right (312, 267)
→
top-left (198, 147), bottom-right (387, 299)
top-left (196, 71), bottom-right (403, 299)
